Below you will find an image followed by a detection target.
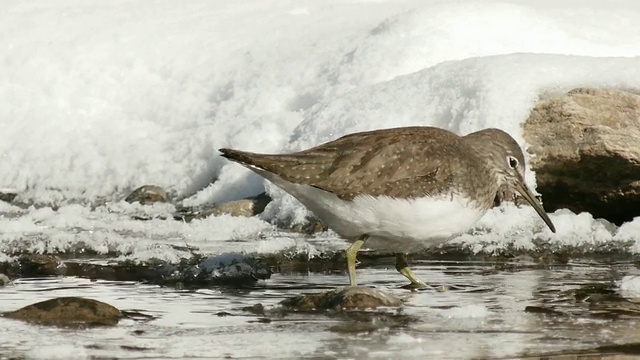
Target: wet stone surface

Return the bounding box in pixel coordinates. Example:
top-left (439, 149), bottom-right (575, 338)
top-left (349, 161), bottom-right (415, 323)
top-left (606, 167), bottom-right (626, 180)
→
top-left (280, 286), bottom-right (403, 311)
top-left (0, 252), bottom-right (271, 287)
top-left (4, 297), bottom-right (121, 327)
top-left (525, 281), bottom-right (640, 320)
top-left (15, 254), bottom-right (64, 277)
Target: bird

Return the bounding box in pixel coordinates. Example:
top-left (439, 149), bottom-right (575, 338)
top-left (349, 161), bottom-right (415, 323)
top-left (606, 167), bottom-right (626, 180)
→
top-left (219, 126), bottom-right (556, 288)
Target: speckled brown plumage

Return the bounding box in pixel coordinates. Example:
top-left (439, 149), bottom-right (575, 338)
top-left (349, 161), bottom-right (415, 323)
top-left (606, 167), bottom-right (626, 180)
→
top-left (219, 126), bottom-right (512, 211)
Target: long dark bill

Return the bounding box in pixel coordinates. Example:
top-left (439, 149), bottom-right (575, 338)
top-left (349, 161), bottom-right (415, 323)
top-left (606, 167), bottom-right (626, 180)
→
top-left (514, 179), bottom-right (556, 233)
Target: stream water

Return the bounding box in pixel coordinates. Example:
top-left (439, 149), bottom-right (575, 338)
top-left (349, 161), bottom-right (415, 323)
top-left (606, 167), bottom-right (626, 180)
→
top-left (2, 259), bottom-right (640, 359)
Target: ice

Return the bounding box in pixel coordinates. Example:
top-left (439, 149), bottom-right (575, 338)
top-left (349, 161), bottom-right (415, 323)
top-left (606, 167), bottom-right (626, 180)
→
top-left (617, 275), bottom-right (640, 298)
top-left (451, 206), bottom-right (622, 254)
top-left (614, 217), bottom-right (640, 247)
top-left (0, 201), bottom-right (290, 260)
top-left (25, 344), bottom-right (88, 360)
top-left (1, 0), bottom-right (640, 260)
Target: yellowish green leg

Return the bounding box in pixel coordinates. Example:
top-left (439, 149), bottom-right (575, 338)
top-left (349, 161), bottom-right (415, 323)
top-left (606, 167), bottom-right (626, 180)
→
top-left (345, 235), bottom-right (368, 287)
top-left (395, 253), bottom-right (427, 289)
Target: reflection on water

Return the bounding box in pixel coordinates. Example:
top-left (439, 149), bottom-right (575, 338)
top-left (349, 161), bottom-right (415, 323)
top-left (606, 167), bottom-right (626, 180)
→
top-left (0, 261), bottom-right (638, 359)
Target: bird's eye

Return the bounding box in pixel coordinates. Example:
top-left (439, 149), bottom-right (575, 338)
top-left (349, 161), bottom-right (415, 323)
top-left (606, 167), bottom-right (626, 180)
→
top-left (507, 156), bottom-right (518, 169)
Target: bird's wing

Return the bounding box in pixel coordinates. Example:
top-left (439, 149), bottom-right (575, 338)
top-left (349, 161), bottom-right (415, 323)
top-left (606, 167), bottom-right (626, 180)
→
top-left (220, 127), bottom-right (469, 200)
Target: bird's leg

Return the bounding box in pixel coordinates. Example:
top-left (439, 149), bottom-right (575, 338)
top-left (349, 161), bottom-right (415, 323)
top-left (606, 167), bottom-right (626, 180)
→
top-left (345, 234), bottom-right (368, 287)
top-left (395, 253), bottom-right (427, 289)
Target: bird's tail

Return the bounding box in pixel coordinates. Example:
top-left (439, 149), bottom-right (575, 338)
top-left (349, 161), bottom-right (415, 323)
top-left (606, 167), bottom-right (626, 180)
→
top-left (218, 148), bottom-right (263, 167)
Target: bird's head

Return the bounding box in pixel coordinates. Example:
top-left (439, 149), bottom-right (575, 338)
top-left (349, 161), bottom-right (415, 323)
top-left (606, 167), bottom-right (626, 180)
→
top-left (465, 128), bottom-right (556, 233)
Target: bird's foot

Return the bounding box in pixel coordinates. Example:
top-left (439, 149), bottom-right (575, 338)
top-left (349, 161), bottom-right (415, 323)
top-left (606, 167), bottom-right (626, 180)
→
top-left (400, 280), bottom-right (430, 291)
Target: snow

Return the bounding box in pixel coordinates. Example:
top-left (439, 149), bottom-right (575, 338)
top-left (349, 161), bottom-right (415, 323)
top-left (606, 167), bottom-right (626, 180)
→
top-left (1, 0), bottom-right (640, 260)
top-left (450, 206), bottom-right (621, 254)
top-left (26, 344), bottom-right (88, 360)
top-left (617, 275), bottom-right (640, 298)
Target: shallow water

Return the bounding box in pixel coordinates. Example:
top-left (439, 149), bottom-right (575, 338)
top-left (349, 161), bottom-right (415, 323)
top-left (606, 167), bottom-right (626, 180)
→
top-left (2, 260), bottom-right (640, 359)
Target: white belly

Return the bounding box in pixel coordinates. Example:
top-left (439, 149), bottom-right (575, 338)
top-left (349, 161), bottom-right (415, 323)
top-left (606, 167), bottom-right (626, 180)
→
top-left (300, 187), bottom-right (484, 253)
top-left (255, 168), bottom-right (486, 253)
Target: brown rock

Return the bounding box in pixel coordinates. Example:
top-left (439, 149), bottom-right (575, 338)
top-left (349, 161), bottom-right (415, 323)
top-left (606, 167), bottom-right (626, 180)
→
top-left (178, 192), bottom-right (271, 221)
top-left (125, 185), bottom-right (168, 205)
top-left (4, 297), bottom-right (121, 327)
top-left (289, 217), bottom-right (329, 235)
top-left (18, 254), bottom-right (63, 276)
top-left (280, 286), bottom-right (403, 311)
top-left (523, 88), bottom-right (640, 224)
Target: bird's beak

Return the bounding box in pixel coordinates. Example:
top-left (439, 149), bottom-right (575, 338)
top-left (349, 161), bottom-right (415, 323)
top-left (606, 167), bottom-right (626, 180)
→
top-left (513, 176), bottom-right (556, 233)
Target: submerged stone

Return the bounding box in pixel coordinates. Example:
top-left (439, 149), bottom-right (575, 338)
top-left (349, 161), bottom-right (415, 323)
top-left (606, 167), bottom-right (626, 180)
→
top-left (280, 286), bottom-right (403, 311)
top-left (4, 297), bottom-right (121, 327)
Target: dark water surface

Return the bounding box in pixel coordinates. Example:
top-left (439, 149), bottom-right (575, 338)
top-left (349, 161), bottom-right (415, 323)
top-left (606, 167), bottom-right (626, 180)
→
top-left (2, 260), bottom-right (640, 359)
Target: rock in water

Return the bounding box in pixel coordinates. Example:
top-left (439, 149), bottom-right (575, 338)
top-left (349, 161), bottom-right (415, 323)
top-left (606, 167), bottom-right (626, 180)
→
top-left (125, 185), bottom-right (168, 205)
top-left (4, 297), bottom-right (121, 327)
top-left (0, 188), bottom-right (17, 203)
top-left (0, 273), bottom-right (10, 286)
top-left (18, 254), bottom-right (63, 277)
top-left (524, 88), bottom-right (640, 224)
top-left (280, 286), bottom-right (403, 311)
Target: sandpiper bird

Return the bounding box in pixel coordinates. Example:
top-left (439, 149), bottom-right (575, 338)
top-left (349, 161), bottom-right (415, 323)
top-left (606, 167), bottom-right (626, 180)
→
top-left (219, 126), bottom-right (556, 288)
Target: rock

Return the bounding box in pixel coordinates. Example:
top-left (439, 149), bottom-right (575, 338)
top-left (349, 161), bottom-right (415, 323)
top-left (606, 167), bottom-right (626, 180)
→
top-left (0, 188), bottom-right (17, 203)
top-left (156, 252), bottom-right (272, 286)
top-left (175, 192), bottom-right (271, 221)
top-left (18, 254), bottom-right (64, 276)
top-left (3, 253), bottom-right (271, 287)
top-left (125, 185), bottom-right (168, 205)
top-left (204, 192), bottom-right (271, 217)
top-left (280, 286), bottom-right (403, 311)
top-left (0, 273), bottom-right (10, 286)
top-left (523, 88), bottom-right (640, 224)
top-left (4, 297), bottom-right (121, 327)
top-left (242, 303), bottom-right (266, 315)
top-left (289, 217), bottom-right (329, 235)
